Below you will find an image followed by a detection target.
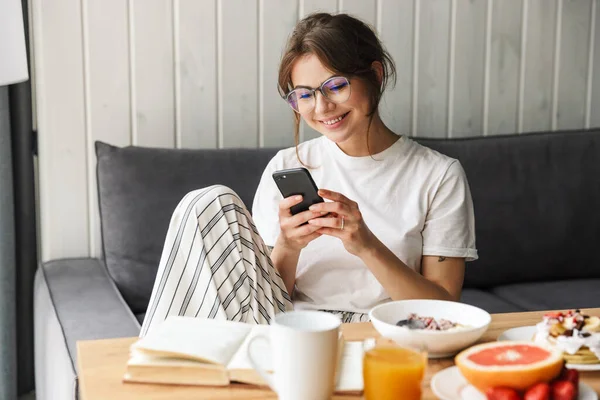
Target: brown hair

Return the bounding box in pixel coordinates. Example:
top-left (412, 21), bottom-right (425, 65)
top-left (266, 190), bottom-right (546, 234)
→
top-left (278, 13), bottom-right (396, 164)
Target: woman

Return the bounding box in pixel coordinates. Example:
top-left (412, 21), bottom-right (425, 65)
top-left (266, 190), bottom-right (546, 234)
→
top-left (140, 13), bottom-right (477, 336)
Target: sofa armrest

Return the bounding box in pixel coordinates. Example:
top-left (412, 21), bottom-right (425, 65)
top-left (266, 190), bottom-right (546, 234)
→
top-left (36, 258), bottom-right (140, 371)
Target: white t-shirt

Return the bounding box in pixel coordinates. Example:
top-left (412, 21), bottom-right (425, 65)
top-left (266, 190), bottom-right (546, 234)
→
top-left (251, 135), bottom-right (478, 314)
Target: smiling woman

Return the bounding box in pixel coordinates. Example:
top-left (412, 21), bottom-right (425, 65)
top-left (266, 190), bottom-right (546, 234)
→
top-left (277, 13), bottom-right (397, 159)
top-left (140, 12), bottom-right (478, 336)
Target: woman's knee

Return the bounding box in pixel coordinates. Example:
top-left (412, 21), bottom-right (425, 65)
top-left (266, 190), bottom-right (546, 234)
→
top-left (175, 185), bottom-right (245, 215)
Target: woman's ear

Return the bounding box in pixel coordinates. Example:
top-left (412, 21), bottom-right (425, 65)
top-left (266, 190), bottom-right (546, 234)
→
top-left (371, 61), bottom-right (384, 85)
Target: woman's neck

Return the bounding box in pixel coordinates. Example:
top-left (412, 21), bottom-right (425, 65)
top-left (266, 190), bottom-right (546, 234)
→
top-left (336, 114), bottom-right (399, 157)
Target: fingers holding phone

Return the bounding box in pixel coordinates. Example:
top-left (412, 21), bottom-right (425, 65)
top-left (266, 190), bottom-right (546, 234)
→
top-left (273, 168), bottom-right (327, 251)
top-left (307, 189), bottom-right (378, 257)
top-left (277, 195), bottom-right (323, 250)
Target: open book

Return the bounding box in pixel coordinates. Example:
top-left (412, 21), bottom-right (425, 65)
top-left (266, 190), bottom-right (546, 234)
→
top-left (123, 316), bottom-right (365, 394)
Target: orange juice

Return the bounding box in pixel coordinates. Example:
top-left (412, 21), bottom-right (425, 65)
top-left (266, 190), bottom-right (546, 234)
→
top-left (363, 345), bottom-right (427, 400)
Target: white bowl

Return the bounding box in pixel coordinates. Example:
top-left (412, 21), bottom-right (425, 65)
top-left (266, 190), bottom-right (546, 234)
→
top-left (369, 299), bottom-right (491, 358)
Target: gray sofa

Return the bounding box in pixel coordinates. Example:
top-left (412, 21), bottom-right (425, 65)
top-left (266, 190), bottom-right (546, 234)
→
top-left (34, 129), bottom-right (600, 399)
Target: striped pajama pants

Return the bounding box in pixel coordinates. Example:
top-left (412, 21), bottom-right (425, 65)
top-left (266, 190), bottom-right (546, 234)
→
top-left (140, 185), bottom-right (368, 337)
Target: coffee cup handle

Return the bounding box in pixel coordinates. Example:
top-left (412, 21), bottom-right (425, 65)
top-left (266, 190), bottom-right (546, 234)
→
top-left (247, 334), bottom-right (276, 392)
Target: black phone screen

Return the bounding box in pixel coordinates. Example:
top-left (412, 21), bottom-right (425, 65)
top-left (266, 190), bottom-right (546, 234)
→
top-left (272, 168), bottom-right (324, 215)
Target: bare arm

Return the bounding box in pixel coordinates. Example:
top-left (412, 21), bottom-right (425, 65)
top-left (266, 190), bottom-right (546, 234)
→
top-left (269, 239), bottom-right (301, 296)
top-left (359, 240), bottom-right (464, 301)
top-left (269, 195), bottom-right (323, 296)
top-left (420, 255), bottom-right (465, 301)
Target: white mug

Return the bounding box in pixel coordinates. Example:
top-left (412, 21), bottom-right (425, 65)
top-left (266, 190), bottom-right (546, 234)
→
top-left (247, 310), bottom-right (341, 400)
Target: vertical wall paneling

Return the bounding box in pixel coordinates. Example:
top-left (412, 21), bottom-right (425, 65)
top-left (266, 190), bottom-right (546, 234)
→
top-left (28, 0), bottom-right (37, 132)
top-left (517, 0), bottom-right (528, 133)
top-left (33, 0), bottom-right (89, 261)
top-left (339, 0), bottom-right (376, 26)
top-left (127, 0), bottom-right (137, 144)
top-left (452, 0), bottom-right (486, 137)
top-left (522, 0), bottom-right (557, 132)
top-left (33, 0), bottom-right (600, 260)
top-left (551, 0), bottom-right (563, 130)
top-left (447, 0), bottom-right (456, 137)
top-left (556, 0), bottom-right (592, 130)
top-left (219, 0), bottom-right (259, 148)
top-left (173, 0), bottom-right (181, 148)
top-left (482, 0), bottom-right (492, 136)
top-left (298, 0), bottom-right (338, 142)
top-left (83, 0), bottom-right (131, 256)
top-left (417, 0), bottom-right (450, 137)
top-left (378, 0), bottom-right (414, 136)
top-left (591, 0), bottom-right (600, 128)
top-left (177, 0), bottom-right (218, 149)
top-left (585, 0), bottom-right (596, 128)
top-left (131, 0), bottom-right (175, 147)
top-left (488, 0), bottom-right (522, 135)
top-left (299, 0), bottom-right (338, 16)
top-left (259, 0), bottom-right (297, 148)
top-left (412, 0), bottom-right (420, 136)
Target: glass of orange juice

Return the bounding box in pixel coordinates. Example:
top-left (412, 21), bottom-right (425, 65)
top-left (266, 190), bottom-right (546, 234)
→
top-left (363, 339), bottom-right (427, 400)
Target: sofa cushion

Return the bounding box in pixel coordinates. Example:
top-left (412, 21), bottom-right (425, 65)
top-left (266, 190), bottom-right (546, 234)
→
top-left (95, 141), bottom-right (279, 313)
top-left (135, 312), bottom-right (145, 325)
top-left (459, 288), bottom-right (524, 314)
top-left (491, 279), bottom-right (600, 311)
top-left (416, 129), bottom-right (600, 288)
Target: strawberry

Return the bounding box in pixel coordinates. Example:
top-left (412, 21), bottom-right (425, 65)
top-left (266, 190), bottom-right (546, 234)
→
top-left (560, 368), bottom-right (579, 387)
top-left (551, 380), bottom-right (577, 400)
top-left (485, 387), bottom-right (522, 400)
top-left (545, 311), bottom-right (563, 319)
top-left (524, 382), bottom-right (550, 400)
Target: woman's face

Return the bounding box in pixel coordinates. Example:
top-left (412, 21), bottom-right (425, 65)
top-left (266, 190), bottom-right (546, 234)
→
top-left (290, 54), bottom-right (372, 147)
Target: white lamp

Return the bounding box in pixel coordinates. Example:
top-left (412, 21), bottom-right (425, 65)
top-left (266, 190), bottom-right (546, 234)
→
top-left (0, 0), bottom-right (29, 85)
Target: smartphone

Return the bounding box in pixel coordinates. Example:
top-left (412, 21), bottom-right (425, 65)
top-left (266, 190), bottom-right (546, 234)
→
top-left (272, 167), bottom-right (324, 215)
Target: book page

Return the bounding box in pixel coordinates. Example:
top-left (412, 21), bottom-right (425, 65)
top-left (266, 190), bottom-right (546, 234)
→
top-left (128, 351), bottom-right (216, 367)
top-left (226, 324), bottom-right (272, 371)
top-left (132, 316), bottom-right (252, 366)
top-left (335, 340), bottom-right (365, 392)
top-left (125, 351), bottom-right (230, 386)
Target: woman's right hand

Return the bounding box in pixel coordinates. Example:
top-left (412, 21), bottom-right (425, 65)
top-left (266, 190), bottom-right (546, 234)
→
top-left (277, 195), bottom-right (324, 251)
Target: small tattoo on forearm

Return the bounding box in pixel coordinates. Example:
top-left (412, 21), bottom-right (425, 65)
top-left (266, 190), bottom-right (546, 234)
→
top-left (438, 256), bottom-right (447, 262)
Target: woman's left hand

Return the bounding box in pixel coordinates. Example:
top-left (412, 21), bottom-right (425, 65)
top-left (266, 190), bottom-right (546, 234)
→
top-left (307, 189), bottom-right (379, 257)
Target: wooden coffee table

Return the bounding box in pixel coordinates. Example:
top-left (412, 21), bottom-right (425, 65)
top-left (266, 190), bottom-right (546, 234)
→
top-left (78, 308), bottom-right (600, 399)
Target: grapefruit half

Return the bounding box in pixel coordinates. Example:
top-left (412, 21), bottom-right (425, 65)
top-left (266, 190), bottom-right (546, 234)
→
top-left (455, 341), bottom-right (564, 392)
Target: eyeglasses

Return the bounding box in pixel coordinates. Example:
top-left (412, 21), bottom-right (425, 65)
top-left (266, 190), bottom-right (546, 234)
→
top-left (283, 76), bottom-right (351, 114)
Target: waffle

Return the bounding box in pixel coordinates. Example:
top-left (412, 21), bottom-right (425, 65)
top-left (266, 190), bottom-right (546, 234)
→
top-left (533, 310), bottom-right (600, 365)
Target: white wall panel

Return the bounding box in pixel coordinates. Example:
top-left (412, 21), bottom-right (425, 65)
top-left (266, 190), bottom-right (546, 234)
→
top-left (32, 0), bottom-right (600, 260)
top-left (592, 0), bottom-right (600, 128)
top-left (378, 0), bottom-right (414, 136)
top-left (83, 0), bottom-right (131, 257)
top-left (299, 0), bottom-right (337, 16)
top-left (33, 0), bottom-right (89, 261)
top-left (522, 0), bottom-right (557, 133)
top-left (452, 0), bottom-right (486, 137)
top-left (219, 0), bottom-right (258, 148)
top-left (260, 0), bottom-right (297, 148)
top-left (130, 0), bottom-right (175, 147)
top-left (177, 0), bottom-right (218, 149)
top-left (557, 0), bottom-right (592, 130)
top-left (417, 0), bottom-right (450, 137)
top-left (488, 0), bottom-right (522, 135)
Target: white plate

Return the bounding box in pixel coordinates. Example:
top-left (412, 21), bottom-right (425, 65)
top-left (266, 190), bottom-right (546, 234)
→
top-left (431, 366), bottom-right (598, 400)
top-left (498, 326), bottom-right (600, 371)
